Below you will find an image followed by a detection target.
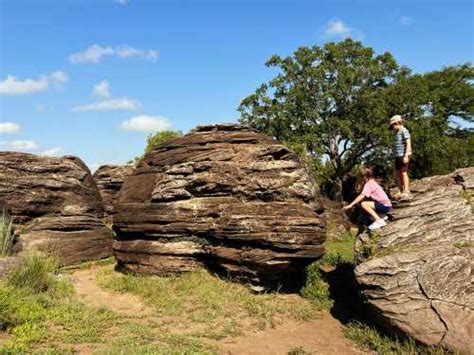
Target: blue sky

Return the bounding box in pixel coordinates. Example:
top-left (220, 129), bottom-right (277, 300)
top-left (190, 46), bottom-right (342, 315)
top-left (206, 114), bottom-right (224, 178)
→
top-left (1, 0), bottom-right (473, 170)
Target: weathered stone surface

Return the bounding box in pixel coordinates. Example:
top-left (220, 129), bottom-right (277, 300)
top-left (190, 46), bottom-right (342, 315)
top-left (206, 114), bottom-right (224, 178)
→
top-left (93, 164), bottom-right (134, 215)
top-left (354, 167), bottom-right (474, 354)
top-left (0, 152), bottom-right (114, 265)
top-left (113, 123), bottom-right (326, 287)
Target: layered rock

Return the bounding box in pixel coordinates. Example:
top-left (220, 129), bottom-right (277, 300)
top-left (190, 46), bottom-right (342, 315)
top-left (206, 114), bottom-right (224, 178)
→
top-left (0, 152), bottom-right (114, 265)
top-left (93, 164), bottom-right (134, 216)
top-left (113, 123), bottom-right (326, 287)
top-left (354, 168), bottom-right (474, 354)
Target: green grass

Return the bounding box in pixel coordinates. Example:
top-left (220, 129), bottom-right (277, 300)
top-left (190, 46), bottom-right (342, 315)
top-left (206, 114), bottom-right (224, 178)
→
top-left (0, 254), bottom-right (216, 354)
top-left (321, 230), bottom-right (356, 266)
top-left (96, 267), bottom-right (319, 339)
top-left (0, 253), bottom-right (117, 353)
top-left (345, 322), bottom-right (453, 355)
top-left (300, 230), bottom-right (356, 306)
top-left (0, 209), bottom-right (14, 257)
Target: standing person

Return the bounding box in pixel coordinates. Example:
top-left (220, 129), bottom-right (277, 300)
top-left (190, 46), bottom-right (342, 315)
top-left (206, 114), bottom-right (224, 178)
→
top-left (390, 115), bottom-right (412, 199)
top-left (343, 166), bottom-right (392, 230)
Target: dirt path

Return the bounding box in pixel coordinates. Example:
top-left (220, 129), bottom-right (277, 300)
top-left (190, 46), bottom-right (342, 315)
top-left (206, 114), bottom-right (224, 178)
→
top-left (71, 266), bottom-right (365, 355)
top-left (218, 311), bottom-right (364, 355)
top-left (71, 266), bottom-right (155, 318)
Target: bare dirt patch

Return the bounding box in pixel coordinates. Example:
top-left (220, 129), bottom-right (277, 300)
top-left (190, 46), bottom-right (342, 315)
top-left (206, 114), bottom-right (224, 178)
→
top-left (71, 266), bottom-right (154, 318)
top-left (218, 310), bottom-right (365, 355)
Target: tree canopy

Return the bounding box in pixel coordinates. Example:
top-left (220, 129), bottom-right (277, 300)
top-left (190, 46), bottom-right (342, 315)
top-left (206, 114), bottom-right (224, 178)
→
top-left (129, 130), bottom-right (183, 164)
top-left (238, 39), bottom-right (473, 199)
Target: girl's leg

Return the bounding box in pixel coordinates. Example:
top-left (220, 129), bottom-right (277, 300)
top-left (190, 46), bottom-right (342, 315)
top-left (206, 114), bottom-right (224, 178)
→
top-left (361, 201), bottom-right (382, 221)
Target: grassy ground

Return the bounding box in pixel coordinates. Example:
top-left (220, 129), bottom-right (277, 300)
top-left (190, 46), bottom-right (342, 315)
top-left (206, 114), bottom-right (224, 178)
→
top-left (96, 266), bottom-right (320, 340)
top-left (0, 253), bottom-right (321, 354)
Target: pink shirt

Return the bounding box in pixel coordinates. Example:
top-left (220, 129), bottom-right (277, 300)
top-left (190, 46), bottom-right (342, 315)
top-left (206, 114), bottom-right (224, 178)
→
top-left (361, 179), bottom-right (392, 207)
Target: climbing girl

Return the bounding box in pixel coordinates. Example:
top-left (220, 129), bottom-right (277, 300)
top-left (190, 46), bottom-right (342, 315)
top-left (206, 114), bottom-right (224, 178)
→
top-left (342, 166), bottom-right (392, 230)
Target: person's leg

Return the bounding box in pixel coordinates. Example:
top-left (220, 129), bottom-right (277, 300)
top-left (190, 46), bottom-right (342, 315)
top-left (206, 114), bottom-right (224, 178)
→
top-left (395, 159), bottom-right (403, 193)
top-left (361, 201), bottom-right (381, 221)
top-left (401, 171), bottom-right (410, 193)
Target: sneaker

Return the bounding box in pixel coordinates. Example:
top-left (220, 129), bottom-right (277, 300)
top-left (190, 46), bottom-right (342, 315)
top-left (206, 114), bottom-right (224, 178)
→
top-left (399, 191), bottom-right (413, 201)
top-left (368, 219), bottom-right (387, 230)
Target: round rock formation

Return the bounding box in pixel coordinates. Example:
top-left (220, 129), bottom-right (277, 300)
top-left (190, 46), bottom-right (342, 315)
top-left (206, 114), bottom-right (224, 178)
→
top-left (354, 167), bottom-right (473, 354)
top-left (0, 152), bottom-right (114, 265)
top-left (113, 123), bottom-right (326, 287)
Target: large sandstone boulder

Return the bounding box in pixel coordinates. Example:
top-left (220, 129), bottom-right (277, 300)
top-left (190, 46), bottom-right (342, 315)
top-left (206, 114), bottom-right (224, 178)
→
top-left (113, 124), bottom-right (326, 287)
top-left (0, 152), bottom-right (114, 265)
top-left (354, 168), bottom-right (474, 354)
top-left (93, 164), bottom-right (134, 216)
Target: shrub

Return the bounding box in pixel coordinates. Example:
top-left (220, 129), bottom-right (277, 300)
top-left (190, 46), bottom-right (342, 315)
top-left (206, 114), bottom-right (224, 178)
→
top-left (300, 262), bottom-right (332, 308)
top-left (7, 253), bottom-right (64, 294)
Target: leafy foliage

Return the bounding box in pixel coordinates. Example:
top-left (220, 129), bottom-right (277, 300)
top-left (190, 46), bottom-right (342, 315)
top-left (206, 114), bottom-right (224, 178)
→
top-left (238, 39), bottom-right (474, 198)
top-left (129, 130), bottom-right (183, 164)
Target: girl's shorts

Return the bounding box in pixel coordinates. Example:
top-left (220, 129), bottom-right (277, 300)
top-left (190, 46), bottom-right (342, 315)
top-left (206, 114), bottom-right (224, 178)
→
top-left (375, 202), bottom-right (391, 215)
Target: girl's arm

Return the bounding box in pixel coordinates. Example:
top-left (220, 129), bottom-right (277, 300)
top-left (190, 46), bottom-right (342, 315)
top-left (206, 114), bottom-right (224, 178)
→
top-left (343, 194), bottom-right (365, 210)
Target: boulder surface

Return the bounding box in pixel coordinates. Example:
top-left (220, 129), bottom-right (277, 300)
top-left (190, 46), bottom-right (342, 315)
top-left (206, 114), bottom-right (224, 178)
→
top-left (113, 124), bottom-right (326, 287)
top-left (0, 152), bottom-right (114, 265)
top-left (93, 164), bottom-right (134, 216)
top-left (354, 167), bottom-right (474, 354)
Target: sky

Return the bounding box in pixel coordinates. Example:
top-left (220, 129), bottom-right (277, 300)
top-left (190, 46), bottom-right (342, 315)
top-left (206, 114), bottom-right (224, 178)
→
top-left (1, 0), bottom-right (473, 171)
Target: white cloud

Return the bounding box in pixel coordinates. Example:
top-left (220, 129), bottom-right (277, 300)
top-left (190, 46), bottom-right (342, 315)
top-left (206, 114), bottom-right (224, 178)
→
top-left (115, 0), bottom-right (129, 4)
top-left (69, 44), bottom-right (158, 64)
top-left (399, 16), bottom-right (414, 26)
top-left (40, 147), bottom-right (62, 156)
top-left (323, 19), bottom-right (353, 38)
top-left (0, 71), bottom-right (69, 95)
top-left (0, 140), bottom-right (39, 151)
top-left (0, 76), bottom-right (48, 95)
top-left (92, 80), bottom-right (111, 98)
top-left (120, 115), bottom-right (172, 132)
top-left (48, 71), bottom-right (69, 87)
top-left (0, 122), bottom-right (22, 134)
top-left (73, 98), bottom-right (142, 112)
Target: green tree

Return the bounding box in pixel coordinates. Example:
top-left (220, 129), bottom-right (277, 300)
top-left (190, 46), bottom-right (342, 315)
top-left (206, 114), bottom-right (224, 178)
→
top-left (238, 39), bottom-right (406, 198)
top-left (238, 39), bottom-right (474, 199)
top-left (129, 130), bottom-right (182, 164)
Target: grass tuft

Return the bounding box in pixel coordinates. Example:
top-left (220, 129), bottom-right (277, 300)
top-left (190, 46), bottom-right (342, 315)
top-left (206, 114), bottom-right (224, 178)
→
top-left (7, 253), bottom-right (67, 294)
top-left (0, 209), bottom-right (14, 257)
top-left (344, 322), bottom-right (452, 355)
